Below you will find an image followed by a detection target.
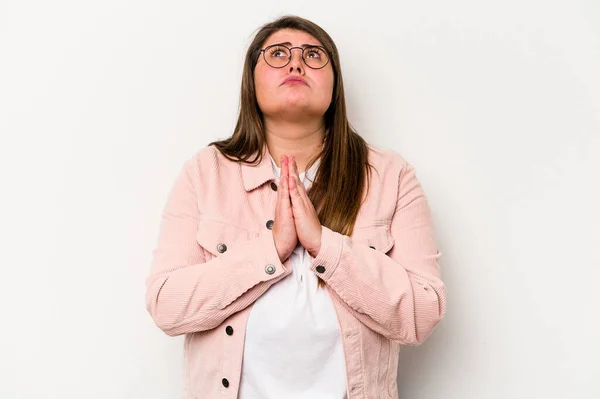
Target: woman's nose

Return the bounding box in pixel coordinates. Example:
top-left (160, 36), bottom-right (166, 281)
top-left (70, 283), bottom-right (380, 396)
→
top-left (288, 48), bottom-right (304, 73)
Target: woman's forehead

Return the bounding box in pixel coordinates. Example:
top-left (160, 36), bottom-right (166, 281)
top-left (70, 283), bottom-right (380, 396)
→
top-left (263, 29), bottom-right (323, 48)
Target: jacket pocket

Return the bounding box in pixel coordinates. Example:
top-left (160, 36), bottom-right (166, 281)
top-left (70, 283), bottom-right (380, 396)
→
top-left (351, 224), bottom-right (395, 254)
top-left (195, 218), bottom-right (256, 259)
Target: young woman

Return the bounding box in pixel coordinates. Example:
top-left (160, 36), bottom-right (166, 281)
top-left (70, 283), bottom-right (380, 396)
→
top-left (145, 15), bottom-right (447, 399)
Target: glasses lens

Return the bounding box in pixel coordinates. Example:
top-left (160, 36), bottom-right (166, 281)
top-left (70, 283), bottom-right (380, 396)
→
top-left (264, 45), bottom-right (291, 68)
top-left (303, 46), bottom-right (329, 69)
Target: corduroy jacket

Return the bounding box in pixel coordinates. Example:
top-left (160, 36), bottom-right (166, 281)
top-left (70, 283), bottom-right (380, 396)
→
top-left (145, 143), bottom-right (447, 398)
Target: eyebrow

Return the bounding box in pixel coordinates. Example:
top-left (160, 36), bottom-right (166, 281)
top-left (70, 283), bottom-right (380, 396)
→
top-left (266, 41), bottom-right (322, 48)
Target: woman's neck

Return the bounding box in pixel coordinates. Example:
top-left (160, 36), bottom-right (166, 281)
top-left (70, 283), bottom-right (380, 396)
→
top-left (264, 119), bottom-right (326, 173)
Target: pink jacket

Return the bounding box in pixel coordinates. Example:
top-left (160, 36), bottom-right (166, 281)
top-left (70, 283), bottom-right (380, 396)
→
top-left (145, 144), bottom-right (447, 398)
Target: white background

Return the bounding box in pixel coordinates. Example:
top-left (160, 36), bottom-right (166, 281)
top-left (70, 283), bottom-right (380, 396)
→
top-left (1, 0), bottom-right (599, 398)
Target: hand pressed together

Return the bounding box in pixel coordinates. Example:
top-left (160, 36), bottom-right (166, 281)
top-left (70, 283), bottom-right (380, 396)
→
top-left (272, 155), bottom-right (322, 262)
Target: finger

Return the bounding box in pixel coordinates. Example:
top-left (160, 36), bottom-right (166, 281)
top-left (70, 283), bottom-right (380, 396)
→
top-left (292, 156), bottom-right (301, 182)
top-left (280, 157), bottom-right (292, 211)
top-left (281, 155), bottom-right (288, 181)
top-left (289, 180), bottom-right (311, 224)
top-left (277, 155), bottom-right (285, 201)
top-left (290, 157), bottom-right (304, 193)
top-left (281, 173), bottom-right (292, 211)
top-left (288, 172), bottom-right (304, 209)
top-left (290, 157), bottom-right (310, 207)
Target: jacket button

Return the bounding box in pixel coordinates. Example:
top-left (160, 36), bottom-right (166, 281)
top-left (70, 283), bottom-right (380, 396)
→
top-left (316, 265), bottom-right (326, 273)
top-left (369, 245), bottom-right (376, 250)
top-left (217, 243), bottom-right (227, 253)
top-left (270, 182), bottom-right (278, 191)
top-left (266, 220), bottom-right (274, 229)
top-left (222, 378), bottom-right (229, 388)
top-left (225, 325), bottom-right (234, 336)
top-left (265, 264), bottom-right (276, 275)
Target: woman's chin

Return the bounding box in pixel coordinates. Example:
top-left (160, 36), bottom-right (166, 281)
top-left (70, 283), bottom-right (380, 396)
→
top-left (281, 92), bottom-right (310, 107)
top-left (261, 97), bottom-right (328, 120)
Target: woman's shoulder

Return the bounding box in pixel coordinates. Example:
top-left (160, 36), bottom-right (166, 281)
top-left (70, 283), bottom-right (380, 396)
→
top-left (183, 144), bottom-right (237, 171)
top-left (187, 144), bottom-right (223, 164)
top-left (366, 143), bottom-right (409, 173)
top-left (175, 145), bottom-right (244, 187)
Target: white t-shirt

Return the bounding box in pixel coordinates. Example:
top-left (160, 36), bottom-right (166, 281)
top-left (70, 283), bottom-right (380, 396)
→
top-left (238, 155), bottom-right (347, 399)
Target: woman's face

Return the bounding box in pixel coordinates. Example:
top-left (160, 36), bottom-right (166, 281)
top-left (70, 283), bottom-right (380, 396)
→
top-left (254, 29), bottom-right (334, 122)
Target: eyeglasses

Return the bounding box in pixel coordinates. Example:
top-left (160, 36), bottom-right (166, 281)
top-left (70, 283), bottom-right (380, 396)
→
top-left (259, 44), bottom-right (330, 70)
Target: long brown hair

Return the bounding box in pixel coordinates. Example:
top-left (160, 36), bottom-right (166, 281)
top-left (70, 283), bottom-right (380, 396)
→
top-left (210, 16), bottom-right (371, 286)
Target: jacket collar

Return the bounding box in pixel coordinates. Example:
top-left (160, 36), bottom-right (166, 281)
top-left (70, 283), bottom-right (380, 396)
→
top-left (240, 146), bottom-right (276, 192)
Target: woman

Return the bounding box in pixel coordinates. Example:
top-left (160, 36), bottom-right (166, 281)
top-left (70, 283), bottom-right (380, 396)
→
top-left (146, 15), bottom-right (446, 399)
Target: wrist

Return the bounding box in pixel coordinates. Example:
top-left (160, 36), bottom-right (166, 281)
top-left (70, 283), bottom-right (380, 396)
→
top-left (308, 228), bottom-right (322, 258)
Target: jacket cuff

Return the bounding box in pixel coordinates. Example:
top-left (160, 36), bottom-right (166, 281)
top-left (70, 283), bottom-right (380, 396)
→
top-left (255, 228), bottom-right (288, 281)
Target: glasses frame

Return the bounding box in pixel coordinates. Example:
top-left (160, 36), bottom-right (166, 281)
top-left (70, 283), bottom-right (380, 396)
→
top-left (259, 44), bottom-right (331, 70)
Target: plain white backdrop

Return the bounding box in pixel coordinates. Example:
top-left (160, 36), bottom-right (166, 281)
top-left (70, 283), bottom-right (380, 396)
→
top-left (1, 0), bottom-right (599, 398)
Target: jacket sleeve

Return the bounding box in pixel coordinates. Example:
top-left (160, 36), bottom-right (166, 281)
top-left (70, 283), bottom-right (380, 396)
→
top-left (145, 159), bottom-right (289, 336)
top-left (308, 160), bottom-right (447, 345)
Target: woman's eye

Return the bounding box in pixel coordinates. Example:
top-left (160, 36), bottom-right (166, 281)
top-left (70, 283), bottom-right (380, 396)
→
top-left (268, 47), bottom-right (288, 58)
